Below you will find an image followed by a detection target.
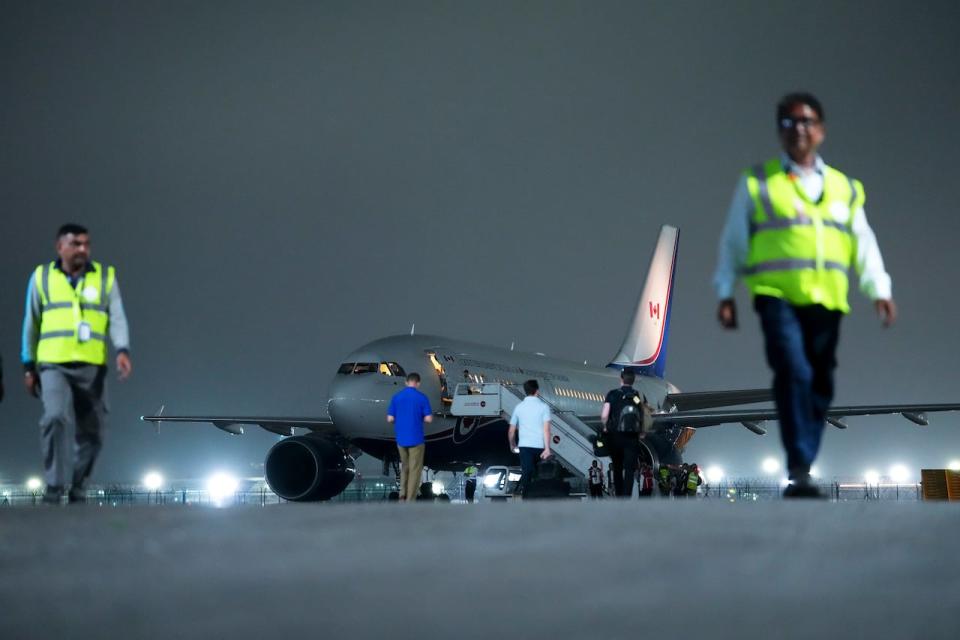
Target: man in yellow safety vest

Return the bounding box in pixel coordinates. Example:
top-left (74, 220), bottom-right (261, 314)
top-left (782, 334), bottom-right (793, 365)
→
top-left (714, 93), bottom-right (896, 498)
top-left (21, 224), bottom-right (132, 504)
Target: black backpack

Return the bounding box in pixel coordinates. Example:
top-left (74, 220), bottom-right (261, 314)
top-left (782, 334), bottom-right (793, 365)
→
top-left (613, 389), bottom-right (642, 433)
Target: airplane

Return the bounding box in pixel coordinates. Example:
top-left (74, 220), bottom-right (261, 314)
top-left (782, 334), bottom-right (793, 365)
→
top-left (142, 225), bottom-right (960, 500)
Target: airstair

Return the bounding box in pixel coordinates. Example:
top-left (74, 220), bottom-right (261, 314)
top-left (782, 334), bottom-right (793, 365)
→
top-left (451, 383), bottom-right (600, 480)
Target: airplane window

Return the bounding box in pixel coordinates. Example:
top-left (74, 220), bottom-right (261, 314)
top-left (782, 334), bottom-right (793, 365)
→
top-left (380, 362), bottom-right (405, 377)
top-left (337, 363), bottom-right (356, 375)
top-left (353, 363), bottom-right (378, 374)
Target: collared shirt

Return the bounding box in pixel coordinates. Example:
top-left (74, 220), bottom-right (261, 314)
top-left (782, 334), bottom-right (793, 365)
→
top-left (56, 259), bottom-right (96, 288)
top-left (509, 395), bottom-right (551, 449)
top-left (387, 386), bottom-right (432, 447)
top-left (713, 154), bottom-right (892, 301)
top-left (20, 260), bottom-right (130, 368)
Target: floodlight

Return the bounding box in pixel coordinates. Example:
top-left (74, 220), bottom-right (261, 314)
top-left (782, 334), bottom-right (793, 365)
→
top-left (889, 464), bottom-right (910, 484)
top-left (431, 480), bottom-right (444, 496)
top-left (706, 466), bottom-right (724, 483)
top-left (142, 471), bottom-right (164, 491)
top-left (947, 460), bottom-right (960, 472)
top-left (863, 470), bottom-right (880, 485)
top-left (26, 477), bottom-right (43, 491)
top-left (206, 472), bottom-right (239, 501)
top-left (809, 466), bottom-right (821, 479)
top-left (761, 457), bottom-right (780, 474)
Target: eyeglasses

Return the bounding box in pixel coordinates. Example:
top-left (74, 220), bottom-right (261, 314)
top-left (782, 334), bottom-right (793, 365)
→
top-left (779, 116), bottom-right (821, 130)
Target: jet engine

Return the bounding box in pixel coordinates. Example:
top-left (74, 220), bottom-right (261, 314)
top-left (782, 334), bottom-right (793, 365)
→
top-left (264, 435), bottom-right (356, 501)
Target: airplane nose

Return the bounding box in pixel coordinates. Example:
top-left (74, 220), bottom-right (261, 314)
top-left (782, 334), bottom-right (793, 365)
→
top-left (328, 375), bottom-right (399, 436)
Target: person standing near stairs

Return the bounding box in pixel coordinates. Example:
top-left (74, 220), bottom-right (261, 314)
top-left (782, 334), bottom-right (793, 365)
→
top-left (507, 379), bottom-right (552, 496)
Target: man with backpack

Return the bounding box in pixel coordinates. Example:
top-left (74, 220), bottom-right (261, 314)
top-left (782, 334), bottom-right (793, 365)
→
top-left (600, 369), bottom-right (643, 497)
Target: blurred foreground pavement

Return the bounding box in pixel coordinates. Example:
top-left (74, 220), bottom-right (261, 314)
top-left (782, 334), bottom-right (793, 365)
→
top-left (1, 500), bottom-right (958, 639)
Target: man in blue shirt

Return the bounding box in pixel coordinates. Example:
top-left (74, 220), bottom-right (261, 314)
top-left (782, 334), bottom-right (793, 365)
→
top-left (387, 372), bottom-right (433, 502)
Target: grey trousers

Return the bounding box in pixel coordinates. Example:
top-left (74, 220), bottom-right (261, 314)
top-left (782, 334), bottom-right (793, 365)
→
top-left (38, 364), bottom-right (108, 489)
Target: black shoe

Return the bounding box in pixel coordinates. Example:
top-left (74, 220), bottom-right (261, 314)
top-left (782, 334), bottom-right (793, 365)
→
top-left (783, 478), bottom-right (824, 499)
top-left (42, 485), bottom-right (63, 505)
top-left (67, 488), bottom-right (87, 504)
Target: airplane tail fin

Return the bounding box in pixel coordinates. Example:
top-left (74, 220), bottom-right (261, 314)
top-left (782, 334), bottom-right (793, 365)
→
top-left (608, 225), bottom-right (679, 378)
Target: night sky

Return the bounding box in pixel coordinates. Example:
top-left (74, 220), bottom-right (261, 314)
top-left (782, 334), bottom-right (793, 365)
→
top-left (2, 1), bottom-right (958, 484)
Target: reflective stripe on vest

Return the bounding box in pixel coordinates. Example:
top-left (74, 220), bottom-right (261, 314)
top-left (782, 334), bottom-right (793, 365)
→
top-left (743, 158), bottom-right (863, 313)
top-left (686, 472), bottom-right (700, 489)
top-left (35, 261), bottom-right (116, 365)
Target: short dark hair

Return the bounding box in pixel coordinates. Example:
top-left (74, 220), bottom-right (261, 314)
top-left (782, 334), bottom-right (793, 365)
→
top-left (57, 223), bottom-right (88, 239)
top-left (620, 369), bottom-right (635, 386)
top-left (776, 92), bottom-right (824, 123)
top-left (406, 372), bottom-right (421, 383)
top-left (523, 379), bottom-right (539, 396)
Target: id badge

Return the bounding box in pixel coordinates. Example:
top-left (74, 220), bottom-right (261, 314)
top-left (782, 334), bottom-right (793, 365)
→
top-left (77, 322), bottom-right (92, 343)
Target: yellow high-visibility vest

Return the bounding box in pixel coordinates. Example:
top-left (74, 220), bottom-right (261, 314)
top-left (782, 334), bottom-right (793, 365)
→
top-left (34, 261), bottom-right (115, 365)
top-left (686, 471), bottom-right (700, 491)
top-left (744, 158), bottom-right (864, 313)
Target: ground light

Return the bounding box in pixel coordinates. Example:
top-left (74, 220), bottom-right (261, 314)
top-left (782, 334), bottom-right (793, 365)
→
top-left (705, 466), bottom-right (724, 484)
top-left (863, 470), bottom-right (880, 485)
top-left (761, 457), bottom-right (780, 474)
top-left (206, 472), bottom-right (239, 502)
top-left (889, 464), bottom-right (910, 484)
top-left (948, 460), bottom-right (960, 472)
top-left (26, 477), bottom-right (42, 491)
top-left (142, 471), bottom-right (164, 491)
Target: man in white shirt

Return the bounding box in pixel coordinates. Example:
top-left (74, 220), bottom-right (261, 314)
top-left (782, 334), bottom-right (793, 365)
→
top-left (507, 379), bottom-right (552, 496)
top-left (713, 92), bottom-right (896, 498)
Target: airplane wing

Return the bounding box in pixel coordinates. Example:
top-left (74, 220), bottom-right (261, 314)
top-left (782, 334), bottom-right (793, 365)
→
top-left (664, 388), bottom-right (772, 411)
top-left (652, 403), bottom-right (960, 435)
top-left (140, 412), bottom-right (335, 437)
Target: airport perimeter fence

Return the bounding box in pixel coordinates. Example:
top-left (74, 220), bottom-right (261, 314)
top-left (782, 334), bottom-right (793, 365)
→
top-left (0, 480), bottom-right (398, 507)
top-left (0, 479), bottom-right (927, 506)
top-left (701, 479), bottom-right (924, 502)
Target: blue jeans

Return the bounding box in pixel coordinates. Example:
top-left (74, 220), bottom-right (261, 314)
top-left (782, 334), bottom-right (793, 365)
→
top-left (755, 296), bottom-right (842, 479)
top-left (518, 447), bottom-right (543, 495)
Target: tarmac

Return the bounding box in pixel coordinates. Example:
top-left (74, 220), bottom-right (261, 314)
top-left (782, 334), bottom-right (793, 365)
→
top-left (1, 500), bottom-right (958, 640)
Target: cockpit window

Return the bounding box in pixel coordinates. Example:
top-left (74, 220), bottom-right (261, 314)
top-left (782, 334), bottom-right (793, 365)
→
top-left (379, 362), bottom-right (406, 377)
top-left (337, 363), bottom-right (356, 375)
top-left (353, 363), bottom-right (379, 374)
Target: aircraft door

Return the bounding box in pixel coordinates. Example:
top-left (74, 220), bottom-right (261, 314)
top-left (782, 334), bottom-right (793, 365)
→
top-left (425, 350), bottom-right (455, 411)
